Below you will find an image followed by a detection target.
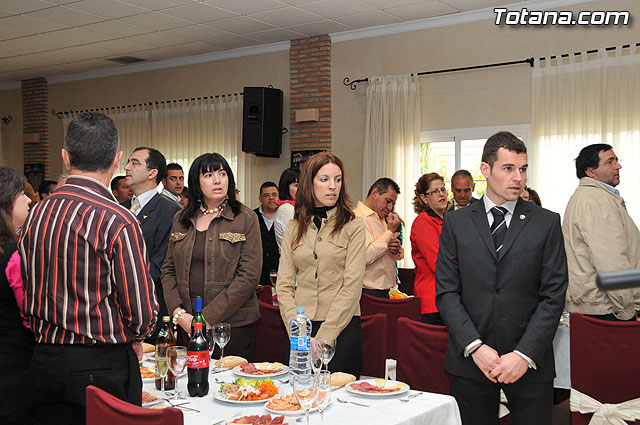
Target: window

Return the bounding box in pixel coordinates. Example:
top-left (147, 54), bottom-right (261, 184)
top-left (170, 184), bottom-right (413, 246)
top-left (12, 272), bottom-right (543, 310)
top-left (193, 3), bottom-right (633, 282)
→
top-left (420, 125), bottom-right (531, 199)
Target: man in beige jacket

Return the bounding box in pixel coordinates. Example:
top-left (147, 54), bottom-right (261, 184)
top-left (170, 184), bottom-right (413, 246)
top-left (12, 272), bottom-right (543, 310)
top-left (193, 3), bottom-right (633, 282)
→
top-left (563, 143), bottom-right (640, 321)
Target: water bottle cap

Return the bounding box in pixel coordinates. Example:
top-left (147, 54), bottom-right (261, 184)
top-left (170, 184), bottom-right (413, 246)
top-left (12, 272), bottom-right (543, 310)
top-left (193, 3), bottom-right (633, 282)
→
top-left (296, 307), bottom-right (305, 314)
top-left (195, 296), bottom-right (203, 312)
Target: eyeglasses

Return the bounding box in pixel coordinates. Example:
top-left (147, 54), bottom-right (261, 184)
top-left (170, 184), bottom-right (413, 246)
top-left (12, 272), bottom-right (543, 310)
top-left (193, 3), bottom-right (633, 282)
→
top-left (425, 187), bottom-right (447, 196)
top-left (122, 159), bottom-right (143, 168)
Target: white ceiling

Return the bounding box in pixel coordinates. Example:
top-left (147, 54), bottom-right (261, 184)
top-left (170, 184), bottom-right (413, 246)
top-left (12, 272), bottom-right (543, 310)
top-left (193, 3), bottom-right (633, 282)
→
top-left (0, 0), bottom-right (586, 85)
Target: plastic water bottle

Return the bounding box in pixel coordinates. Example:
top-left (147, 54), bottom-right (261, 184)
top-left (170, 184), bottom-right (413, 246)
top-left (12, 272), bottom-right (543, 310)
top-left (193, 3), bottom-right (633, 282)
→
top-left (289, 307), bottom-right (312, 379)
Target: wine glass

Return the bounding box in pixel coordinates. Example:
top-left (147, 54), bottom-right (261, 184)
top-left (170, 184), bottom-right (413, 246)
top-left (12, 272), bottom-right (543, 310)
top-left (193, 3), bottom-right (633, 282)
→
top-left (155, 345), bottom-right (169, 397)
top-left (292, 373), bottom-right (318, 425)
top-left (167, 346), bottom-right (187, 400)
top-left (319, 337), bottom-right (336, 371)
top-left (317, 370), bottom-right (332, 425)
top-left (269, 270), bottom-right (278, 286)
top-left (213, 323), bottom-right (231, 361)
top-left (311, 339), bottom-right (323, 374)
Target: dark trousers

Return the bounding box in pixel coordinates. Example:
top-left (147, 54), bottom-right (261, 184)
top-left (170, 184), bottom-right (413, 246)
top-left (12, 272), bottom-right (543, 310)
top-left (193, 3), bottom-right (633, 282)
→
top-left (0, 334), bottom-right (34, 425)
top-left (210, 321), bottom-right (258, 363)
top-left (450, 374), bottom-right (553, 425)
top-left (311, 316), bottom-right (362, 378)
top-left (585, 313), bottom-right (638, 322)
top-left (29, 342), bottom-right (141, 425)
top-left (362, 288), bottom-right (390, 299)
top-left (422, 312), bottom-right (444, 326)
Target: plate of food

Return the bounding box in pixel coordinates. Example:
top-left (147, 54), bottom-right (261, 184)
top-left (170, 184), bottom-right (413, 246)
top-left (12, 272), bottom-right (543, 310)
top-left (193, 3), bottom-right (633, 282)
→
top-left (215, 377), bottom-right (279, 404)
top-left (214, 355), bottom-right (248, 369)
top-left (265, 392), bottom-right (330, 416)
top-left (227, 414), bottom-right (287, 424)
top-left (330, 372), bottom-right (356, 390)
top-left (347, 379), bottom-right (409, 396)
top-left (233, 362), bottom-right (289, 378)
top-left (142, 390), bottom-right (163, 407)
top-left (140, 365), bottom-right (156, 382)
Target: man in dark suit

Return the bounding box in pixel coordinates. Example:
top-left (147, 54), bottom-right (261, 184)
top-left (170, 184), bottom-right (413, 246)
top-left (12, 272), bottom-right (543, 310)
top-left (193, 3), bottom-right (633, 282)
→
top-left (436, 132), bottom-right (568, 425)
top-left (123, 147), bottom-right (181, 340)
top-left (254, 181), bottom-right (280, 286)
top-left (447, 169), bottom-right (479, 212)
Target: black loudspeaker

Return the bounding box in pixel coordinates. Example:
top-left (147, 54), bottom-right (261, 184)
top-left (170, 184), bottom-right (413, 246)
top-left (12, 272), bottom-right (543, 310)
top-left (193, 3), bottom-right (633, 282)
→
top-left (242, 87), bottom-right (283, 157)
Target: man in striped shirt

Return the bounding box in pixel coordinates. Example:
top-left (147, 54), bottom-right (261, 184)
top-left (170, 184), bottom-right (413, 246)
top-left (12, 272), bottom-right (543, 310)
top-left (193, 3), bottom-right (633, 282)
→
top-left (20, 112), bottom-right (158, 425)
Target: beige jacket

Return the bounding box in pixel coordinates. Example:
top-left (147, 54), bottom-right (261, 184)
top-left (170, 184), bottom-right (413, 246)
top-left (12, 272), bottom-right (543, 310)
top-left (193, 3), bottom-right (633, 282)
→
top-left (276, 208), bottom-right (366, 341)
top-left (161, 205), bottom-right (262, 327)
top-left (563, 177), bottom-right (640, 319)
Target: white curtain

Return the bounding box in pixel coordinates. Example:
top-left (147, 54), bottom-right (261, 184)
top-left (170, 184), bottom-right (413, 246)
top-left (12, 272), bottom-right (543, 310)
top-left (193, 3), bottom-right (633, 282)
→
top-left (531, 45), bottom-right (640, 222)
top-left (60, 95), bottom-right (252, 202)
top-left (363, 74), bottom-right (421, 267)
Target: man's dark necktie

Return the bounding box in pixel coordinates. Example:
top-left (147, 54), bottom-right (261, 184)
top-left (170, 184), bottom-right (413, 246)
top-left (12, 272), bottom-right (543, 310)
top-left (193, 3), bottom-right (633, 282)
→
top-left (490, 206), bottom-right (508, 253)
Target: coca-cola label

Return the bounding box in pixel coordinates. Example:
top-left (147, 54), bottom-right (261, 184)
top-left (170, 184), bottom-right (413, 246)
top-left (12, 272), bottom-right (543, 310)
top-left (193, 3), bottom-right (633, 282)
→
top-left (290, 336), bottom-right (310, 351)
top-left (187, 350), bottom-right (210, 369)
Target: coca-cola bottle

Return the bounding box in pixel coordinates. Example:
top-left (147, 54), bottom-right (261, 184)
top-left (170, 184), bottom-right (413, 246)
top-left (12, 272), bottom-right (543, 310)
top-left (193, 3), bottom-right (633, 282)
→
top-left (187, 322), bottom-right (209, 397)
top-left (155, 316), bottom-right (176, 390)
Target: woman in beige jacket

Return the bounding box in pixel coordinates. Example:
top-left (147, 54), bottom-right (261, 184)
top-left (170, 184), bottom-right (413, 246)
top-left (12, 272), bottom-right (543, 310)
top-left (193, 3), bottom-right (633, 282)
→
top-left (276, 152), bottom-right (366, 377)
top-left (161, 153), bottom-right (262, 361)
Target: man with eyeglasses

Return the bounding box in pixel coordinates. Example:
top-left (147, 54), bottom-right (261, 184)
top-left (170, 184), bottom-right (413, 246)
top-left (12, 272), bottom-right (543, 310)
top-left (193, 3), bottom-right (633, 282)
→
top-left (448, 169), bottom-right (479, 212)
top-left (354, 177), bottom-right (403, 299)
top-left (123, 147), bottom-right (181, 340)
top-left (563, 144), bottom-right (640, 321)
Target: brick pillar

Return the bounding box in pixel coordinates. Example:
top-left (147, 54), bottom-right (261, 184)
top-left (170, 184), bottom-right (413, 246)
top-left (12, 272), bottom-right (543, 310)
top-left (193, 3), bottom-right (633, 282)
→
top-left (22, 77), bottom-right (50, 183)
top-left (290, 35), bottom-right (331, 152)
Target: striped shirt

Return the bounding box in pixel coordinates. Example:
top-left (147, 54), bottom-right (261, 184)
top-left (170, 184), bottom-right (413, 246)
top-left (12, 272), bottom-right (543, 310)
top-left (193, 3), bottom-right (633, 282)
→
top-left (19, 175), bottom-right (158, 345)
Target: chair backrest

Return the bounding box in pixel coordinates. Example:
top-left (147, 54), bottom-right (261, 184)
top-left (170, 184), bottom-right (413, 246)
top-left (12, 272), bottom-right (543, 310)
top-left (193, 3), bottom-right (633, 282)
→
top-left (255, 285), bottom-right (273, 304)
top-left (85, 385), bottom-right (183, 425)
top-left (397, 268), bottom-right (415, 296)
top-left (570, 313), bottom-right (640, 425)
top-left (396, 317), bottom-right (449, 394)
top-left (361, 313), bottom-right (388, 378)
top-left (254, 300), bottom-right (289, 363)
top-left (360, 293), bottom-right (421, 359)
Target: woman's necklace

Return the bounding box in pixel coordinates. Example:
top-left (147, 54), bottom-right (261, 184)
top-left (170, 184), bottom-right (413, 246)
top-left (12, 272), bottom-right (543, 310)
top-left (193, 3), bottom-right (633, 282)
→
top-left (199, 204), bottom-right (223, 216)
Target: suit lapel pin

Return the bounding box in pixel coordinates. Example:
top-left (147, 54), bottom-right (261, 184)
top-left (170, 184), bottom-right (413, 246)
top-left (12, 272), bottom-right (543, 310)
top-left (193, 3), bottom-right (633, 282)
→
top-left (143, 215), bottom-right (148, 220)
top-left (520, 214), bottom-right (526, 220)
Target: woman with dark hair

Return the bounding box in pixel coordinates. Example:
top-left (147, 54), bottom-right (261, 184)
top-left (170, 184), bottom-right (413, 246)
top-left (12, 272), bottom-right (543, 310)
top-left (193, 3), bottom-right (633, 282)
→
top-left (161, 153), bottom-right (262, 360)
top-left (273, 167), bottom-right (300, 251)
top-left (0, 168), bottom-right (34, 424)
top-left (276, 153), bottom-right (366, 377)
top-left (410, 173), bottom-right (450, 325)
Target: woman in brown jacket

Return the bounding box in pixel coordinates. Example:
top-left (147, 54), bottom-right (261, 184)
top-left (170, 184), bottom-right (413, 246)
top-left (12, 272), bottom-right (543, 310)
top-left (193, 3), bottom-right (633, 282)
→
top-left (276, 152), bottom-right (366, 377)
top-left (161, 153), bottom-right (262, 361)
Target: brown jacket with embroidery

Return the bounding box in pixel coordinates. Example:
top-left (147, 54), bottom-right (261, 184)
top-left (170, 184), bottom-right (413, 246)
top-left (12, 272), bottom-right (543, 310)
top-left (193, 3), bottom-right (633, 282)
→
top-left (161, 205), bottom-right (262, 327)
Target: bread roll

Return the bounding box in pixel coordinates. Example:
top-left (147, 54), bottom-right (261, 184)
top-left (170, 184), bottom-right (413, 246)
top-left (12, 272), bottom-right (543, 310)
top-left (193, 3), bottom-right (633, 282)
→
top-left (215, 355), bottom-right (248, 368)
top-left (330, 372), bottom-right (356, 387)
top-left (142, 342), bottom-right (155, 354)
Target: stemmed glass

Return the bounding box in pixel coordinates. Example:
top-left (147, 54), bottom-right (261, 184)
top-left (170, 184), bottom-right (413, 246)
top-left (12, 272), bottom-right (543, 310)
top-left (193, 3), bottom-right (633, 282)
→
top-left (167, 346), bottom-right (187, 399)
top-left (213, 323), bottom-right (231, 361)
top-left (292, 373), bottom-right (319, 425)
top-left (317, 370), bottom-right (332, 425)
top-left (155, 345), bottom-right (169, 397)
top-left (318, 337), bottom-right (336, 371)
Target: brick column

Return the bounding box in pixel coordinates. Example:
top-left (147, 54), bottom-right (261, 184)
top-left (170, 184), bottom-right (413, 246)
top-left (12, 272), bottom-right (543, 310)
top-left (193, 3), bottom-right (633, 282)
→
top-left (289, 35), bottom-right (331, 152)
top-left (22, 77), bottom-right (50, 182)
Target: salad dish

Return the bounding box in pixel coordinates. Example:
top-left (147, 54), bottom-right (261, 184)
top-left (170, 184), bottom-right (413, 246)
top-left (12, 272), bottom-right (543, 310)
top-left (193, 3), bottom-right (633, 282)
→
top-left (215, 377), bottom-right (279, 403)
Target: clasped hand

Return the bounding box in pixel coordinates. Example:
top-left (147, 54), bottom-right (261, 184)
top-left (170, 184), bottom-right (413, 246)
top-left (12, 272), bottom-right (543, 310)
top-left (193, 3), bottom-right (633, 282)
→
top-left (471, 345), bottom-right (528, 384)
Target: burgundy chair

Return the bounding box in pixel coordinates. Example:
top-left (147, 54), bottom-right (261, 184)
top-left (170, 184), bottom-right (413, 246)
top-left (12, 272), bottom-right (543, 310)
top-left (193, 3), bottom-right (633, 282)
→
top-left (85, 385), bottom-right (183, 425)
top-left (253, 300), bottom-right (289, 364)
top-left (396, 317), bottom-right (449, 394)
top-left (397, 268), bottom-right (415, 296)
top-left (361, 313), bottom-right (388, 378)
top-left (359, 293), bottom-right (421, 359)
top-left (570, 313), bottom-right (640, 425)
top-left (255, 285), bottom-right (273, 305)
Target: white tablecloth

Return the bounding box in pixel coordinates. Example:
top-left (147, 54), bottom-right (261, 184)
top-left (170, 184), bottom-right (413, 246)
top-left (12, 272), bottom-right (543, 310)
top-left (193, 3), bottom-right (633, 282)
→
top-left (553, 325), bottom-right (570, 389)
top-left (143, 370), bottom-right (461, 425)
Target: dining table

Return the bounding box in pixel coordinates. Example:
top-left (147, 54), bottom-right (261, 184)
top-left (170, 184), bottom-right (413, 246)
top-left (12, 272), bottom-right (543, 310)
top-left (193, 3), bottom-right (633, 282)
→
top-left (142, 368), bottom-right (462, 425)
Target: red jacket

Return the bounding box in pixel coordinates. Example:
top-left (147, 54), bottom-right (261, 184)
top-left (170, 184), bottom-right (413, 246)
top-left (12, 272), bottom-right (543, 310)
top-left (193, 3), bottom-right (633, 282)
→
top-left (410, 210), bottom-right (444, 314)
